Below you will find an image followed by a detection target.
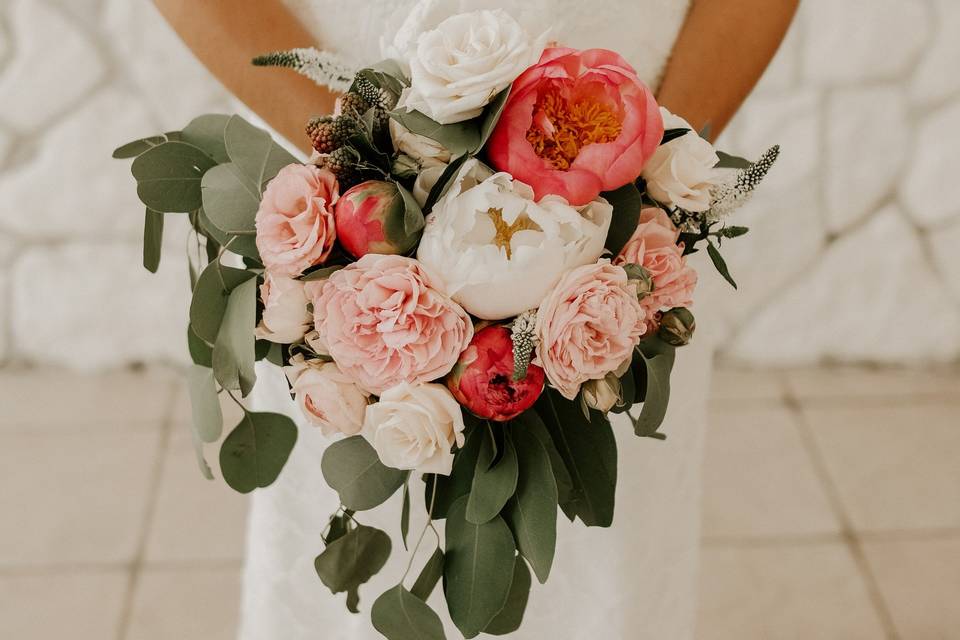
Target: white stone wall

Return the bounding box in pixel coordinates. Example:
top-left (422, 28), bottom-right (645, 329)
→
top-left (0, 0), bottom-right (958, 369)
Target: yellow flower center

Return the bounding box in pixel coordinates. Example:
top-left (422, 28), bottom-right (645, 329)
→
top-left (525, 86), bottom-right (623, 171)
top-left (486, 208), bottom-right (538, 259)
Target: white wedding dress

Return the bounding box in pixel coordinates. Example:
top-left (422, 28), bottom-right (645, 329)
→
top-left (240, 2), bottom-right (717, 639)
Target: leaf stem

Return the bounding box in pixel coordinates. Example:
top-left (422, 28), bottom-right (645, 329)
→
top-left (401, 474), bottom-right (439, 583)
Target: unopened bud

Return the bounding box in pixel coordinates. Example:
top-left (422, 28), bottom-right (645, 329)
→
top-left (621, 263), bottom-right (653, 300)
top-left (658, 307), bottom-right (696, 346)
top-left (581, 372), bottom-right (623, 413)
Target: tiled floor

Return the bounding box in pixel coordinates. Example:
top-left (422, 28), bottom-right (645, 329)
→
top-left (0, 365), bottom-right (957, 639)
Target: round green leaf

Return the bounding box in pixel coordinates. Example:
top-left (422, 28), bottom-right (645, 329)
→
top-left (223, 115), bottom-right (298, 193)
top-left (219, 411), bottom-right (297, 494)
top-left (466, 427), bottom-right (518, 524)
top-left (503, 426), bottom-right (557, 583)
top-left (321, 436), bottom-right (406, 511)
top-left (444, 496), bottom-right (516, 638)
top-left (188, 261), bottom-right (255, 344)
top-left (372, 585), bottom-right (446, 640)
top-left (211, 276), bottom-right (258, 397)
top-left (201, 163), bottom-right (260, 235)
top-left (483, 556), bottom-right (531, 635)
top-left (186, 364), bottom-right (223, 443)
top-left (181, 114), bottom-right (231, 163)
top-left (131, 141), bottom-right (216, 212)
top-left (315, 524), bottom-right (391, 613)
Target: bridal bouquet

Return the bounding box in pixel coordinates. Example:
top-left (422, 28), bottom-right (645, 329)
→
top-left (115, 7), bottom-right (776, 638)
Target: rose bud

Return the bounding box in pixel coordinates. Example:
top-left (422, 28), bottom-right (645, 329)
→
top-left (334, 180), bottom-right (422, 258)
top-left (658, 307), bottom-right (696, 346)
top-left (581, 371), bottom-right (624, 413)
top-left (621, 263), bottom-right (654, 300)
top-left (446, 325), bottom-right (545, 422)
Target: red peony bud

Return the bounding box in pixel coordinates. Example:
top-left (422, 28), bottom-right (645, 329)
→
top-left (446, 325), bottom-right (545, 422)
top-left (334, 180), bottom-right (421, 258)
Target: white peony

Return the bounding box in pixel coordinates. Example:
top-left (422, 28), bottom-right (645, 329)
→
top-left (285, 356), bottom-right (371, 437)
top-left (362, 382), bottom-right (466, 475)
top-left (255, 272), bottom-right (311, 344)
top-left (396, 9), bottom-right (547, 124)
top-left (416, 158), bottom-right (612, 320)
top-left (641, 107), bottom-right (723, 212)
top-left (389, 116), bottom-right (452, 169)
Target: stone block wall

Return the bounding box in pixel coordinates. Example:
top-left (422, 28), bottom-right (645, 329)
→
top-left (0, 0), bottom-right (958, 369)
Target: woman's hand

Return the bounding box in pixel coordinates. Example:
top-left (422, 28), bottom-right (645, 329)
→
top-left (657, 0), bottom-right (800, 139)
top-left (153, 0), bottom-right (338, 153)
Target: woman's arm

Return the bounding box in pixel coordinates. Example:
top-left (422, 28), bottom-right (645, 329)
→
top-left (153, 0), bottom-right (337, 153)
top-left (656, 0), bottom-right (800, 139)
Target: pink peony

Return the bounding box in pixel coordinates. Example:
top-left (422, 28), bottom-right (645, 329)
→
top-left (615, 207), bottom-right (698, 322)
top-left (334, 180), bottom-right (422, 259)
top-left (446, 325), bottom-right (545, 422)
top-left (487, 47), bottom-right (664, 206)
top-left (255, 164), bottom-right (338, 277)
top-left (306, 254), bottom-right (473, 395)
top-left (535, 261), bottom-right (647, 400)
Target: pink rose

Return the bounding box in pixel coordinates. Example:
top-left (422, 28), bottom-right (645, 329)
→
top-left (615, 207), bottom-right (698, 321)
top-left (536, 261), bottom-right (647, 400)
top-left (306, 254), bottom-right (473, 395)
top-left (255, 164), bottom-right (339, 277)
top-left (285, 356), bottom-right (371, 437)
top-left (255, 271), bottom-right (312, 344)
top-left (487, 47), bottom-right (664, 206)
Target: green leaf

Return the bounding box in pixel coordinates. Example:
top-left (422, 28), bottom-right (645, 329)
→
top-left (131, 141), bottom-right (216, 212)
top-left (443, 496), bottom-right (516, 639)
top-left (300, 264), bottom-right (345, 282)
top-left (715, 150), bottom-right (751, 169)
top-left (425, 422), bottom-right (483, 519)
top-left (516, 411), bottom-right (574, 512)
top-left (660, 127), bottom-right (691, 145)
top-left (707, 241), bottom-right (738, 289)
top-left (423, 153), bottom-right (468, 212)
top-left (187, 325), bottom-right (213, 367)
top-left (400, 483), bottom-right (410, 550)
top-left (197, 207), bottom-right (261, 261)
top-left (503, 425), bottom-right (557, 583)
top-left (389, 109), bottom-right (479, 157)
top-left (190, 431), bottom-right (215, 480)
top-left (212, 277), bottom-right (258, 396)
top-left (186, 364), bottom-right (223, 443)
top-left (372, 585), bottom-right (446, 640)
top-left (201, 163), bottom-right (260, 234)
top-left (112, 134), bottom-right (167, 159)
top-left (610, 364), bottom-right (635, 415)
top-left (189, 261), bottom-right (256, 344)
top-left (142, 208), bottom-right (164, 273)
top-left (181, 114), bottom-right (231, 163)
top-left (602, 182), bottom-right (643, 257)
top-left (396, 182), bottom-right (426, 239)
top-left (477, 88), bottom-right (510, 150)
top-left (321, 436), bottom-right (406, 511)
top-left (483, 557), bottom-right (531, 635)
top-left (223, 115), bottom-right (298, 194)
top-left (315, 524), bottom-right (392, 613)
top-left (411, 547), bottom-right (445, 601)
top-left (466, 426), bottom-right (518, 525)
top-left (633, 337), bottom-right (676, 437)
top-left (219, 411), bottom-right (297, 493)
top-left (535, 390), bottom-right (617, 527)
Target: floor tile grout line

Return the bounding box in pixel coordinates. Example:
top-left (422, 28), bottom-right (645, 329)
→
top-left (784, 391), bottom-right (903, 640)
top-left (113, 376), bottom-right (181, 640)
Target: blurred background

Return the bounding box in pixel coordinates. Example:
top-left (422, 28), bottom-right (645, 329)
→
top-left (0, 0), bottom-right (957, 638)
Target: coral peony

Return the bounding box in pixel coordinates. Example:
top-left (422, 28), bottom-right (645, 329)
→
top-left (615, 207), bottom-right (698, 322)
top-left (334, 180), bottom-right (423, 259)
top-left (306, 254), bottom-right (473, 395)
top-left (255, 164), bottom-right (339, 277)
top-left (447, 325), bottom-right (545, 422)
top-left (487, 47), bottom-right (663, 206)
top-left (536, 261), bottom-right (647, 399)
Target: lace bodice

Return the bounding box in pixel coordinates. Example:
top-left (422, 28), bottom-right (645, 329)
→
top-left (283, 0), bottom-right (691, 90)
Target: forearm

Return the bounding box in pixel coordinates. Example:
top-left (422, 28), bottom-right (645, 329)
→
top-left (656, 0), bottom-right (799, 138)
top-left (153, 0), bottom-right (337, 152)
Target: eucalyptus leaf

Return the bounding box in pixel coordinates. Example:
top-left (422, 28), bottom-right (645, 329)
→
top-left (515, 411), bottom-right (574, 512)
top-left (321, 436), bottom-right (406, 511)
top-left (191, 431), bottom-right (215, 480)
top-left (443, 496), bottom-right (516, 638)
top-left (300, 264), bottom-right (345, 281)
top-left (197, 207), bottom-right (261, 261)
top-left (112, 134), bottom-right (167, 159)
top-left (602, 182), bottom-right (643, 257)
top-left (189, 261), bottom-right (256, 344)
top-left (187, 325), bottom-right (213, 367)
top-left (483, 557), bottom-right (531, 636)
top-left (186, 364), bottom-right (223, 443)
top-left (201, 163), bottom-right (260, 235)
top-left (715, 150), bottom-right (751, 169)
top-left (389, 108), bottom-right (479, 157)
top-left (535, 390), bottom-right (617, 527)
top-left (425, 422), bottom-right (483, 519)
top-left (707, 241), bottom-right (738, 289)
top-left (372, 585), bottom-right (446, 640)
top-left (181, 114), bottom-right (231, 163)
top-left (477, 88), bottom-right (510, 149)
top-left (423, 153), bottom-right (468, 212)
top-left (219, 411), bottom-right (297, 493)
top-left (212, 277), bottom-right (258, 396)
top-left (131, 141), bottom-right (216, 212)
top-left (633, 337), bottom-right (676, 437)
top-left (142, 208), bottom-right (164, 273)
top-left (400, 483), bottom-right (410, 550)
top-left (314, 524), bottom-right (392, 613)
top-left (411, 547), bottom-right (445, 601)
top-left (396, 182), bottom-right (426, 239)
top-left (466, 426), bottom-right (518, 525)
top-left (503, 425), bottom-right (557, 583)
top-left (223, 115), bottom-right (298, 194)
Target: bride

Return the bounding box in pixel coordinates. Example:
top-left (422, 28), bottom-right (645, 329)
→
top-left (154, 1), bottom-right (797, 638)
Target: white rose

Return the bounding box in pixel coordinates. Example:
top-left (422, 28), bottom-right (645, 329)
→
top-left (286, 356), bottom-right (371, 437)
top-left (390, 116), bottom-right (452, 169)
top-left (398, 9), bottom-right (547, 124)
top-left (255, 272), bottom-right (311, 344)
top-left (363, 382), bottom-right (466, 475)
top-left (416, 158), bottom-right (612, 320)
top-left (641, 107), bottom-right (723, 212)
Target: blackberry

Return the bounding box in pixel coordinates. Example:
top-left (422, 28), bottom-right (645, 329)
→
top-left (305, 114), bottom-right (360, 155)
top-left (337, 92), bottom-right (370, 118)
top-left (323, 146), bottom-right (363, 188)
